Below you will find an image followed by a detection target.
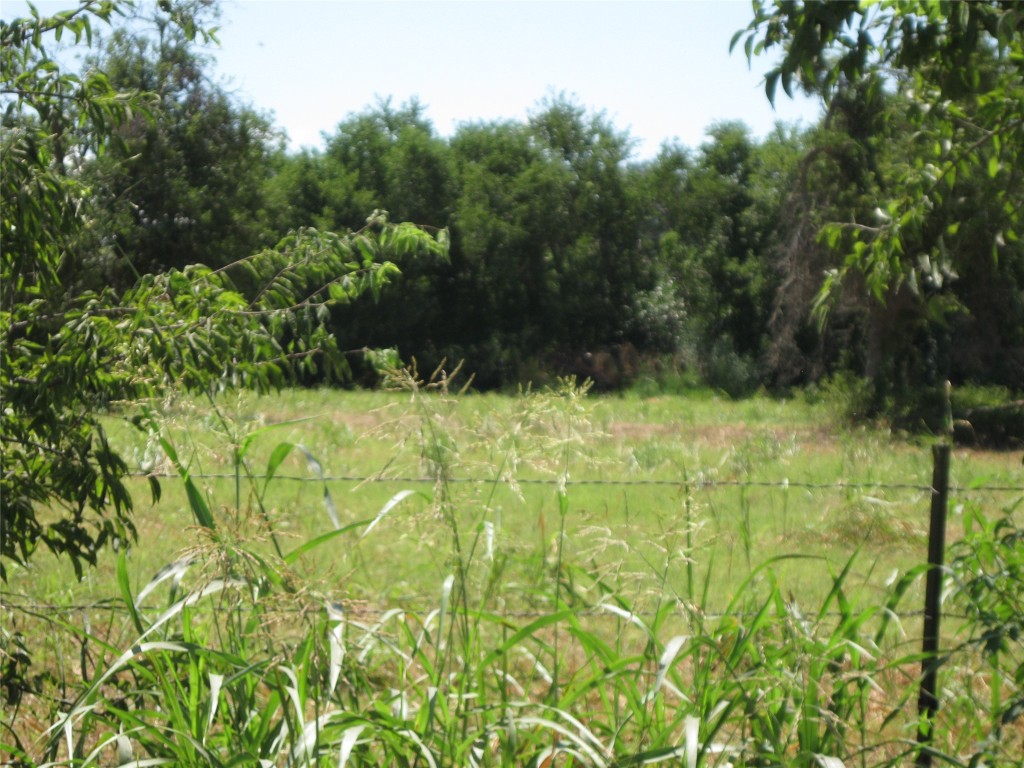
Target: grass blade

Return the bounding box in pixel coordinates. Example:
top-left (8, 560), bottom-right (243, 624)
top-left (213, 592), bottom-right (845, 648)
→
top-left (338, 724), bottom-right (367, 768)
top-left (283, 519), bottom-right (374, 565)
top-left (647, 635), bottom-right (689, 703)
top-left (158, 436), bottom-right (215, 529)
top-left (362, 489), bottom-right (426, 539)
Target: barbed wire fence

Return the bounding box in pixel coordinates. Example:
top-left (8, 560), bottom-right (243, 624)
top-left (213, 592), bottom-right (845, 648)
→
top-left (127, 470), bottom-right (1024, 493)
top-left (4, 460), bottom-right (1021, 621)
top-left (0, 592), bottom-right (982, 623)
top-left (4, 444), bottom-right (1022, 740)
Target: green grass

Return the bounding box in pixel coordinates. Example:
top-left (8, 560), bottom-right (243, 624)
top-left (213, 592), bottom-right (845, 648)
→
top-left (8, 384), bottom-right (1015, 633)
top-left (66, 385), bottom-right (1018, 608)
top-left (3, 380), bottom-right (1022, 766)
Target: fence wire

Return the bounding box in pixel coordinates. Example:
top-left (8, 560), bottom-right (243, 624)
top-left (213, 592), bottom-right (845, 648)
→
top-left (0, 591), bottom-right (975, 623)
top-left (127, 470), bottom-right (1024, 494)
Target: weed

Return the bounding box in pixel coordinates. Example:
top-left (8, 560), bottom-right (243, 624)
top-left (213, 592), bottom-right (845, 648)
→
top-left (2, 384), bottom-right (1021, 766)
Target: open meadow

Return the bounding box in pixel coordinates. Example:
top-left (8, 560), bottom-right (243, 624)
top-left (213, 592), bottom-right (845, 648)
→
top-left (3, 381), bottom-right (1022, 766)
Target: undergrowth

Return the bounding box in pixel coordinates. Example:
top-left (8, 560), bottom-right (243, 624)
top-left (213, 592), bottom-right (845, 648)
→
top-left (1, 372), bottom-right (1020, 767)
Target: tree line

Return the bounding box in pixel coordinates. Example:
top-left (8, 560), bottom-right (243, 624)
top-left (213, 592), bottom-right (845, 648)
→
top-left (67, 21), bottom-right (809, 397)
top-left (58, 2), bottom-right (1021, 410)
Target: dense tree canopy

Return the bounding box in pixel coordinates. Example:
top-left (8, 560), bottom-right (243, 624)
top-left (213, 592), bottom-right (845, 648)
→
top-left (642, 122), bottom-right (802, 395)
top-left (255, 57), bottom-right (1020, 405)
top-left (83, 9), bottom-right (279, 289)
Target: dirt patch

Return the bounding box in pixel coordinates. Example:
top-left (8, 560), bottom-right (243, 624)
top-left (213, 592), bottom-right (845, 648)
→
top-left (331, 410), bottom-right (386, 432)
top-left (606, 421), bottom-right (678, 440)
top-left (606, 420), bottom-right (837, 448)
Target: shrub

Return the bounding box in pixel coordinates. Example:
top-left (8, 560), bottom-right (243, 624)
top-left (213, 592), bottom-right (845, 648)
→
top-left (704, 338), bottom-right (761, 399)
top-left (949, 500), bottom-right (1024, 765)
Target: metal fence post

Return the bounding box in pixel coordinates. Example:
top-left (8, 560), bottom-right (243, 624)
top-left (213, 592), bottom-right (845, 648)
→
top-left (916, 442), bottom-right (951, 767)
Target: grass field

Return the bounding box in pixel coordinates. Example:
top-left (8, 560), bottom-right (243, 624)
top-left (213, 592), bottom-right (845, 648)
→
top-left (53, 384), bottom-right (1021, 607)
top-left (3, 381), bottom-right (1022, 766)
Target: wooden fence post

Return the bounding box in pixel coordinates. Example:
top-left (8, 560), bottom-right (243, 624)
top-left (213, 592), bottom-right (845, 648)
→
top-left (916, 442), bottom-right (951, 767)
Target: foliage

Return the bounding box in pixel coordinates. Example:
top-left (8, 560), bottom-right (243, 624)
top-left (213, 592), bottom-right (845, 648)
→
top-left (736, 0), bottom-right (1024, 399)
top-left (253, 12), bottom-right (1021, 399)
top-left (525, 96), bottom-right (646, 351)
top-left (81, 6), bottom-right (280, 290)
top-left (318, 100), bottom-right (456, 380)
top-left (2, 0), bottom-right (170, 579)
top-left (445, 95), bottom-right (647, 378)
top-left (737, 0), bottom-right (1024, 289)
top-left (7, 0), bottom-right (1024, 524)
top-left (950, 500), bottom-right (1024, 766)
top-left (267, 95), bottom-right (655, 388)
top-left (323, 97), bottom-right (454, 229)
top-left (625, 276), bottom-right (688, 356)
top-left (0, 2), bottom-right (446, 578)
top-left (636, 124), bottom-right (802, 392)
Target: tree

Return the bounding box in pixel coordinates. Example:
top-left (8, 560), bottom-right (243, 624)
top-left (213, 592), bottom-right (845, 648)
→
top-left (82, 8), bottom-right (280, 290)
top-left (444, 118), bottom-right (571, 384)
top-left (318, 100), bottom-right (455, 373)
top-left (0, 2), bottom-right (445, 578)
top-left (300, 96), bottom-right (649, 388)
top-left (638, 123), bottom-right (801, 395)
top-left (527, 96), bottom-right (645, 353)
top-left (317, 98), bottom-right (453, 231)
top-left (766, 84), bottom-right (897, 387)
top-left (736, 0), bottom-right (1024, 396)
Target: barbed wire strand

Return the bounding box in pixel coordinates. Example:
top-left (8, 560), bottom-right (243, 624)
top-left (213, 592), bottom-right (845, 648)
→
top-left (127, 471), bottom-right (1024, 493)
top-left (0, 594), bottom-right (974, 623)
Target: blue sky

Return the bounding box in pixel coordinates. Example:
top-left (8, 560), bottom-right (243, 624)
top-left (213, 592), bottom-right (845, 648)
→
top-left (6, 1), bottom-right (823, 159)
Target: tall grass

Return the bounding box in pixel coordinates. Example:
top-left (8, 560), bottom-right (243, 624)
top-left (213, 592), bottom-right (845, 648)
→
top-left (2, 376), bottom-right (1020, 766)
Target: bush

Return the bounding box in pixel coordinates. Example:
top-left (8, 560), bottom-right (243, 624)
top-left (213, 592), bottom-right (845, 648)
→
top-left (951, 385), bottom-right (1024, 448)
top-left (950, 501), bottom-right (1024, 764)
top-left (704, 338), bottom-right (761, 399)
top-left (627, 278), bottom-right (688, 355)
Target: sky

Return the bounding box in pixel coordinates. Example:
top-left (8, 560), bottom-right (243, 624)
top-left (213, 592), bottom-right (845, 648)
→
top-left (5, 0), bottom-right (823, 160)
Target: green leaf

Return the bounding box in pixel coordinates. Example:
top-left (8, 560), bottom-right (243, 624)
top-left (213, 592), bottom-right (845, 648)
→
top-left (328, 282), bottom-right (350, 303)
top-left (159, 436), bottom-right (215, 529)
top-left (765, 70), bottom-right (780, 105)
top-left (117, 549), bottom-right (145, 634)
top-left (264, 441), bottom-right (295, 487)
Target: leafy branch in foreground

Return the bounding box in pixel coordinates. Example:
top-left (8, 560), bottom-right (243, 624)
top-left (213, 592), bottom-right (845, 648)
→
top-left (1, 213), bottom-right (446, 579)
top-left (735, 0), bottom-right (1023, 328)
top-left (0, 0), bottom-right (448, 579)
